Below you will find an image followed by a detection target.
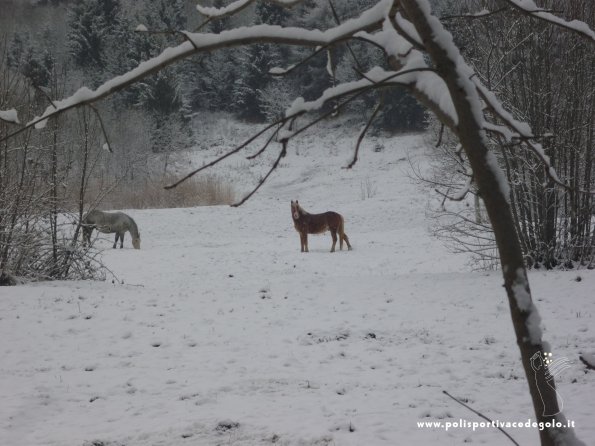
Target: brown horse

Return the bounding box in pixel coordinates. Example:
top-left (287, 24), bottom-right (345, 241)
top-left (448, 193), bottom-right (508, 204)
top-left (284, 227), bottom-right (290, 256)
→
top-left (291, 200), bottom-right (352, 253)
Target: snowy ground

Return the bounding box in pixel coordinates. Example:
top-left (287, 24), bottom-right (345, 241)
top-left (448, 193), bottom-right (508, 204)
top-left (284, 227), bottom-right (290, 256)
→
top-left (1, 123), bottom-right (594, 446)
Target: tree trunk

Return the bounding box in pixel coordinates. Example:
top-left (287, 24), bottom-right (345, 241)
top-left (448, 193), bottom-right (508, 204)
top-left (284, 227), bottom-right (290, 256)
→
top-left (399, 1), bottom-right (579, 444)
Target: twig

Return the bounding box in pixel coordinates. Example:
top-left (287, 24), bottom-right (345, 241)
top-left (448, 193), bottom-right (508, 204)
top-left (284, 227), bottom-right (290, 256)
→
top-left (32, 84), bottom-right (58, 109)
top-left (270, 43), bottom-right (333, 77)
top-left (88, 104), bottom-right (113, 153)
top-left (246, 126), bottom-right (280, 160)
top-left (435, 123), bottom-right (444, 147)
top-left (441, 7), bottom-right (509, 21)
top-left (328, 0), bottom-right (363, 72)
top-left (442, 390), bottom-right (520, 446)
top-left (346, 98), bottom-right (383, 168)
top-left (232, 141), bottom-right (287, 207)
top-left (434, 174), bottom-right (472, 202)
top-left (164, 117), bottom-right (292, 189)
top-left (194, 17), bottom-right (213, 33)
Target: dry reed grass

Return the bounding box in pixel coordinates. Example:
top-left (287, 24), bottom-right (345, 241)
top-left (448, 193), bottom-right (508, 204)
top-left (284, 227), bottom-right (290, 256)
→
top-left (78, 174), bottom-right (235, 210)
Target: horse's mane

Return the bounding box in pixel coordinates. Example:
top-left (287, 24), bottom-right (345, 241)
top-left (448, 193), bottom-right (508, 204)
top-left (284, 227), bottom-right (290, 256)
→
top-left (296, 204), bottom-right (310, 216)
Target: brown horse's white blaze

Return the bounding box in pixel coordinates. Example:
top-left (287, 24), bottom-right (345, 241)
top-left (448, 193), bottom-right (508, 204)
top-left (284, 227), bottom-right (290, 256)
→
top-left (290, 200), bottom-right (352, 253)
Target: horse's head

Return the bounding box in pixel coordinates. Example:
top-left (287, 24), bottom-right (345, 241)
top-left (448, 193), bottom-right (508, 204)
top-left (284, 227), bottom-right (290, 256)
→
top-left (132, 237), bottom-right (141, 249)
top-left (291, 200), bottom-right (300, 220)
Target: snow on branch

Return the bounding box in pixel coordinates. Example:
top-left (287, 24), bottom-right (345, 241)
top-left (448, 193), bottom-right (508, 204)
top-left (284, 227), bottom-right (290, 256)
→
top-left (441, 7), bottom-right (509, 21)
top-left (393, 12), bottom-right (424, 49)
top-left (0, 109), bottom-right (20, 125)
top-left (357, 17), bottom-right (414, 59)
top-left (356, 18), bottom-right (458, 126)
top-left (196, 0), bottom-right (303, 19)
top-left (197, 0), bottom-right (253, 19)
top-left (504, 0), bottom-right (595, 42)
top-left (435, 171), bottom-right (474, 202)
top-left (279, 66), bottom-right (437, 139)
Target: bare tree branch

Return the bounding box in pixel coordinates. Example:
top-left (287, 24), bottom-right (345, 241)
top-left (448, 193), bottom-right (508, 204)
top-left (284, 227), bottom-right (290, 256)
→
top-left (443, 390), bottom-right (520, 446)
top-left (232, 141), bottom-right (287, 207)
top-left (165, 116), bottom-right (292, 189)
top-left (441, 7), bottom-right (509, 21)
top-left (346, 98), bottom-right (383, 168)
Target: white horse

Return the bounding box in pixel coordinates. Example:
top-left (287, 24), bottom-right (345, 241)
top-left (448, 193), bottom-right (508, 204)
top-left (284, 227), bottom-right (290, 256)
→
top-left (82, 210), bottom-right (141, 249)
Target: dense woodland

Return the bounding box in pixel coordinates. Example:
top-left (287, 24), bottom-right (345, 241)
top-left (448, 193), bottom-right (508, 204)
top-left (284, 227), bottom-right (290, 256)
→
top-left (0, 0), bottom-right (593, 280)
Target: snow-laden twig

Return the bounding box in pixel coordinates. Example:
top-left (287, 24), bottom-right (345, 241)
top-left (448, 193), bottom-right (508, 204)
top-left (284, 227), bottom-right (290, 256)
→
top-left (196, 0), bottom-right (304, 19)
top-left (434, 170), bottom-right (473, 202)
top-left (393, 12), bottom-right (424, 49)
top-left (196, 0), bottom-right (253, 19)
top-left (441, 7), bottom-right (509, 21)
top-left (281, 66), bottom-right (439, 132)
top-left (503, 0), bottom-right (595, 42)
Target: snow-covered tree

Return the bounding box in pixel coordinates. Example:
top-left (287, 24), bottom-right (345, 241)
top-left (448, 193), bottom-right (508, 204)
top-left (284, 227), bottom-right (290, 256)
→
top-left (4, 2), bottom-right (594, 444)
top-left (7, 33), bottom-right (55, 88)
top-left (232, 2), bottom-right (290, 120)
top-left (67, 0), bottom-right (122, 73)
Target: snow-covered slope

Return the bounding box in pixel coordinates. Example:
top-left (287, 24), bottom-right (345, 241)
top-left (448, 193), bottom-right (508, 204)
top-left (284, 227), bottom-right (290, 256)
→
top-left (1, 122), bottom-right (594, 446)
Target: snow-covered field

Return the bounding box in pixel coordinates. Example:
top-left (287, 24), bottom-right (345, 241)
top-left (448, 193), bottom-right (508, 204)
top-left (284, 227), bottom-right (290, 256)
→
top-left (1, 124), bottom-right (594, 446)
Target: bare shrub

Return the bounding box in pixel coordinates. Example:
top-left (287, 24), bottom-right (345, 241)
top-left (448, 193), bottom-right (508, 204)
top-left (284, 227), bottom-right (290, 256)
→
top-left (360, 176), bottom-right (377, 200)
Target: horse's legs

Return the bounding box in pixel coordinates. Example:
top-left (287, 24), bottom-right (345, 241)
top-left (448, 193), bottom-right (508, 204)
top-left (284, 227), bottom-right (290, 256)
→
top-left (113, 233), bottom-right (118, 249)
top-left (301, 232), bottom-right (309, 252)
top-left (330, 229), bottom-right (337, 252)
top-left (119, 232), bottom-right (125, 249)
top-left (343, 232), bottom-right (352, 251)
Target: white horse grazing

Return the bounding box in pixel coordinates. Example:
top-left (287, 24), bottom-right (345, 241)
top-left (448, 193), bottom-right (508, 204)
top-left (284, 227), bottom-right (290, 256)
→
top-left (82, 210), bottom-right (141, 249)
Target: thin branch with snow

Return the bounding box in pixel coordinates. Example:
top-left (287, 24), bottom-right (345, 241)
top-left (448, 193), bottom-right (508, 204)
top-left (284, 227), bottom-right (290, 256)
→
top-left (503, 0), bottom-right (595, 42)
